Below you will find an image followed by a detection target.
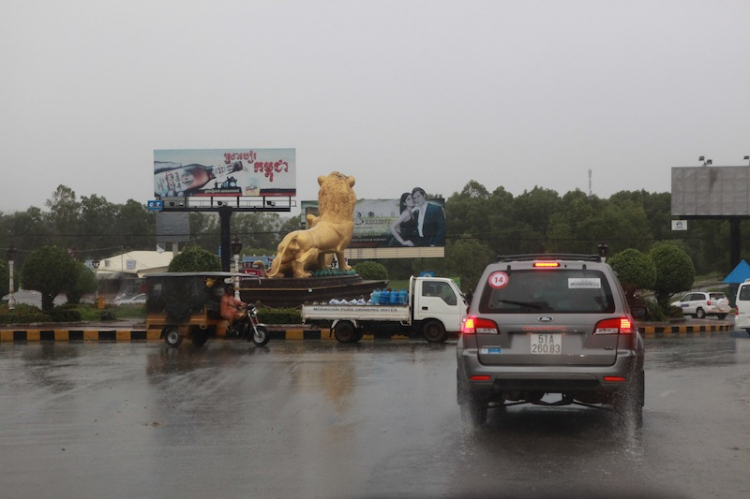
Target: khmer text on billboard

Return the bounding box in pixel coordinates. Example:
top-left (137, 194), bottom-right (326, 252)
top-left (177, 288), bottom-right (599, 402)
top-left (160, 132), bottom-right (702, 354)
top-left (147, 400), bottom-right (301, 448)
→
top-left (154, 148), bottom-right (296, 198)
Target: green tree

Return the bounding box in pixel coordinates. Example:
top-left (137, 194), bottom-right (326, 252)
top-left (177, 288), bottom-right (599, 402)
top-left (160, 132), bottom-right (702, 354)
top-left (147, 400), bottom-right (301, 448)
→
top-left (353, 261), bottom-right (388, 281)
top-left (79, 194), bottom-right (119, 256)
top-left (438, 238), bottom-right (494, 293)
top-left (168, 245), bottom-right (221, 272)
top-left (20, 245), bottom-right (78, 311)
top-left (649, 243), bottom-right (695, 309)
top-left (233, 212), bottom-right (289, 252)
top-left (113, 200), bottom-right (155, 251)
top-left (65, 262), bottom-right (99, 304)
top-left (44, 185), bottom-right (81, 250)
top-left (608, 248), bottom-right (656, 303)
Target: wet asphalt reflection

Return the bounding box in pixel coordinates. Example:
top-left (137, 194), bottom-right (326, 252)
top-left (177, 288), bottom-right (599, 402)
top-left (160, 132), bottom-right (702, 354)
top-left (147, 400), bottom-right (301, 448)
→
top-left (1, 334), bottom-right (749, 499)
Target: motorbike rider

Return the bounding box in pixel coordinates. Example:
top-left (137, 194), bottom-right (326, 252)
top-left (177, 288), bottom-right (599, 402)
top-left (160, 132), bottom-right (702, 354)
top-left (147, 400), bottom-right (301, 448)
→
top-left (219, 284), bottom-right (247, 336)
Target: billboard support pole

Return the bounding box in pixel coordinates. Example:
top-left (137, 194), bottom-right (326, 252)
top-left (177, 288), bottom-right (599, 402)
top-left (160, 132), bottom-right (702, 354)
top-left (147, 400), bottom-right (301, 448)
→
top-left (219, 205), bottom-right (233, 272)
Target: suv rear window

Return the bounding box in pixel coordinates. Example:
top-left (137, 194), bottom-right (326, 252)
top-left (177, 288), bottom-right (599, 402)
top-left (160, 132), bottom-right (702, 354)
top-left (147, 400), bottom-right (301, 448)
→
top-left (478, 269), bottom-right (615, 314)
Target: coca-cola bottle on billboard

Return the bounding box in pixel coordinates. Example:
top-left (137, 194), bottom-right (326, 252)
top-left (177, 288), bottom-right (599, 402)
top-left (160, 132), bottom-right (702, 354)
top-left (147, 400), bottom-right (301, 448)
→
top-left (154, 161), bottom-right (243, 197)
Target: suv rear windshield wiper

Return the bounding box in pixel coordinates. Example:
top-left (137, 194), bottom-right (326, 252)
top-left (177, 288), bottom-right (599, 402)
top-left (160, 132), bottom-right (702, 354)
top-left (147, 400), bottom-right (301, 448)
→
top-left (494, 299), bottom-right (545, 310)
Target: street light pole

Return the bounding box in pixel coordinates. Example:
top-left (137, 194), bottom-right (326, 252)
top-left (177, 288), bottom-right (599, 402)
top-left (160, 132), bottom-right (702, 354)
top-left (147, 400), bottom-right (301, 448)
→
top-left (6, 245), bottom-right (17, 310)
top-left (92, 259), bottom-right (101, 308)
top-left (230, 237), bottom-right (243, 300)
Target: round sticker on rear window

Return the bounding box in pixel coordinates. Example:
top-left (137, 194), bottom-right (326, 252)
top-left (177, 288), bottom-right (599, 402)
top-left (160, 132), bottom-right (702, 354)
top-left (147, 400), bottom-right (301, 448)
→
top-left (488, 271), bottom-right (509, 289)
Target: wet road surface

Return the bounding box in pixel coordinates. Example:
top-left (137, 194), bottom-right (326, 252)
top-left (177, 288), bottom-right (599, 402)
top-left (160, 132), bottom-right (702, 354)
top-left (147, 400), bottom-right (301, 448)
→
top-left (1, 334), bottom-right (749, 498)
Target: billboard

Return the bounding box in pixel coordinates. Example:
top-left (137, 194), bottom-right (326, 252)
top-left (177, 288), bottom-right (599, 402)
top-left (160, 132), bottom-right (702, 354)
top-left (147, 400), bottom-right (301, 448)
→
top-left (154, 148), bottom-right (296, 198)
top-left (672, 166), bottom-right (750, 217)
top-left (301, 188), bottom-right (446, 259)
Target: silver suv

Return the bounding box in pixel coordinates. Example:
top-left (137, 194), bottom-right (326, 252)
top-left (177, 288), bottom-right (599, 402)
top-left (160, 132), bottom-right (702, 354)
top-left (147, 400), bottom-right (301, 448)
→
top-left (457, 254), bottom-right (647, 427)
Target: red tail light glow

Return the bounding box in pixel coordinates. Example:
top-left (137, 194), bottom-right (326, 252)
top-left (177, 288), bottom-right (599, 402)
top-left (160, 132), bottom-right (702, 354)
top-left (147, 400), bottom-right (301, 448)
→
top-left (594, 317), bottom-right (634, 335)
top-left (533, 261), bottom-right (560, 268)
top-left (603, 376), bottom-right (626, 382)
top-left (461, 316), bottom-right (499, 334)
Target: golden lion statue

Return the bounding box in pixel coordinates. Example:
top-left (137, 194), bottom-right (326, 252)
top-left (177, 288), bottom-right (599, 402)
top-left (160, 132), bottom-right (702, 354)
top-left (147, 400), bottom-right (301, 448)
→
top-left (266, 172), bottom-right (356, 278)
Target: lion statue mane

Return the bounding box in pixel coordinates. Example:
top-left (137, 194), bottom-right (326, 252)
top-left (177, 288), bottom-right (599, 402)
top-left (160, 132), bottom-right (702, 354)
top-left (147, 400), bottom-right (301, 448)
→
top-left (266, 172), bottom-right (356, 278)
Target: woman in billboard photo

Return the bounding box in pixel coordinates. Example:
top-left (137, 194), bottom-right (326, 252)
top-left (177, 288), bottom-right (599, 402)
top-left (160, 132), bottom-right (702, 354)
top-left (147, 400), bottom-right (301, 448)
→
top-left (388, 192), bottom-right (418, 246)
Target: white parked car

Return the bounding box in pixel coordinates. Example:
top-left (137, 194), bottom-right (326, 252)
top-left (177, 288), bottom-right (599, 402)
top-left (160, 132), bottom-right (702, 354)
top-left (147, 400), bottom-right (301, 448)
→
top-left (674, 292), bottom-right (730, 319)
top-left (115, 293), bottom-right (147, 306)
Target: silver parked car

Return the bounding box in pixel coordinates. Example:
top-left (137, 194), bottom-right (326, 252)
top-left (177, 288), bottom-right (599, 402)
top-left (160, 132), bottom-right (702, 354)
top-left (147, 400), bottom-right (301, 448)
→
top-left (456, 254), bottom-right (647, 427)
top-left (674, 291), bottom-right (730, 319)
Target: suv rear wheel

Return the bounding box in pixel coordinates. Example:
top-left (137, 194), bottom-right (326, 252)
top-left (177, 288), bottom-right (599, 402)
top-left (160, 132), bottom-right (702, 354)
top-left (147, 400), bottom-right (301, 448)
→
top-left (614, 370), bottom-right (644, 428)
top-left (457, 371), bottom-right (489, 426)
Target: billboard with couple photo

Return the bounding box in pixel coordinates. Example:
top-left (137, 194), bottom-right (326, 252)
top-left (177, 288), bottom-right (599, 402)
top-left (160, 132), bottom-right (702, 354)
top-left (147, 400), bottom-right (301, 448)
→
top-left (301, 187), bottom-right (446, 258)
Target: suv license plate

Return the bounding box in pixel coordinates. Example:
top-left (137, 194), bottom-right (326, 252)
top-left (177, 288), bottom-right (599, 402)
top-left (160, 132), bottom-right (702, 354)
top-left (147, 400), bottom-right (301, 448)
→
top-left (530, 334), bottom-right (562, 354)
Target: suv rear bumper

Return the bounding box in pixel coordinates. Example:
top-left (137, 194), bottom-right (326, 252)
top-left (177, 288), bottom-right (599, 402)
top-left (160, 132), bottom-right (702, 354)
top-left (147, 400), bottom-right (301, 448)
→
top-left (457, 347), bottom-right (641, 395)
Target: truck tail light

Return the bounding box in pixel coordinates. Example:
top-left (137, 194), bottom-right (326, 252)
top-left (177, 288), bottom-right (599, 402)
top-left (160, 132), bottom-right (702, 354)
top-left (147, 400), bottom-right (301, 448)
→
top-left (594, 317), bottom-right (634, 335)
top-left (462, 316), bottom-right (500, 335)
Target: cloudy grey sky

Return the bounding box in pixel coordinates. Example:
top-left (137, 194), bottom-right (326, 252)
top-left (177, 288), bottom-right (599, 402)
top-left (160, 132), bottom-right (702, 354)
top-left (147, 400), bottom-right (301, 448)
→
top-left (1, 0), bottom-right (748, 215)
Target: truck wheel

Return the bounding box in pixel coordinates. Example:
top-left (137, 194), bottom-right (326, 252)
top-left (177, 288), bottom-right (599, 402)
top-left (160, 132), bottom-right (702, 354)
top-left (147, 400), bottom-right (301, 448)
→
top-left (422, 320), bottom-right (448, 343)
top-left (334, 321), bottom-right (357, 343)
top-left (163, 327), bottom-right (183, 348)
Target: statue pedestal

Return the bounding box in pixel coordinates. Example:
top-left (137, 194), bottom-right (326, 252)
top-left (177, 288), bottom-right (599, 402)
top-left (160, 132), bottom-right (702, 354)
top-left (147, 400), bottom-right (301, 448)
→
top-left (239, 274), bottom-right (387, 308)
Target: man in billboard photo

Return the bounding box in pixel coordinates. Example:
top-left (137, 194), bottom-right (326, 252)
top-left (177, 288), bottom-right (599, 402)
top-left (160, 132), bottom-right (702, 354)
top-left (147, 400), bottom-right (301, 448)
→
top-left (411, 187), bottom-right (445, 247)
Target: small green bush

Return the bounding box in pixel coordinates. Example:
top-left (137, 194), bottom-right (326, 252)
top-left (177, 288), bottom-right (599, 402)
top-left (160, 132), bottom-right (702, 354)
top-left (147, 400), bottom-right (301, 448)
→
top-left (353, 261), bottom-right (388, 281)
top-left (47, 306), bottom-right (82, 323)
top-left (258, 307), bottom-right (301, 324)
top-left (0, 304), bottom-right (49, 324)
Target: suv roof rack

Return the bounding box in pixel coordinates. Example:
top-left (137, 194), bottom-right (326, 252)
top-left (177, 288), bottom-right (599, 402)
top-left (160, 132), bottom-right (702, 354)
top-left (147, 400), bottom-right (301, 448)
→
top-left (496, 254), bottom-right (602, 263)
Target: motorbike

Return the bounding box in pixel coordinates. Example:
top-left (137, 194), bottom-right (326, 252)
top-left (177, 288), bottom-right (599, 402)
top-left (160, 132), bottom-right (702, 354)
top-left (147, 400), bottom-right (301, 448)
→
top-left (231, 303), bottom-right (271, 346)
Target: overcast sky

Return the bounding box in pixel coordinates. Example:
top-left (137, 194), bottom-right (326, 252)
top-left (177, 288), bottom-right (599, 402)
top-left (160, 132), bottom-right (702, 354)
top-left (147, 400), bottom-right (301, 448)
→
top-left (1, 0), bottom-right (748, 215)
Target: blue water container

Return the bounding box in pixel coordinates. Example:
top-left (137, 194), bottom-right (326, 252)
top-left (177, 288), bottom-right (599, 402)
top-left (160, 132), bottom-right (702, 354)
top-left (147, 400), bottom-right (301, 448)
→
top-left (399, 289), bottom-right (408, 305)
top-left (379, 289), bottom-right (390, 305)
top-left (370, 289), bottom-right (381, 305)
top-left (389, 290), bottom-right (400, 304)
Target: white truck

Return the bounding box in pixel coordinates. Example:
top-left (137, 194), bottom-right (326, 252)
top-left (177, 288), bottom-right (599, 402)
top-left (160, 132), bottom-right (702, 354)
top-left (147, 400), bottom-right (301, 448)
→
top-left (301, 276), bottom-right (467, 343)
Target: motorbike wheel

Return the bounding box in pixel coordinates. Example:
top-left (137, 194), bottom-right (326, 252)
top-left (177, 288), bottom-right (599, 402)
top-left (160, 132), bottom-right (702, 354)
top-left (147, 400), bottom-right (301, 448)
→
top-left (251, 325), bottom-right (271, 346)
top-left (163, 327), bottom-right (183, 348)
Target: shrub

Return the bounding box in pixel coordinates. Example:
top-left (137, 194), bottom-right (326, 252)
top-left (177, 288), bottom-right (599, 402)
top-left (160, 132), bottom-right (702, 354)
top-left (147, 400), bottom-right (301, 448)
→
top-left (168, 246), bottom-right (221, 272)
top-left (0, 304), bottom-right (48, 324)
top-left (258, 307), bottom-right (301, 324)
top-left (353, 261), bottom-right (388, 281)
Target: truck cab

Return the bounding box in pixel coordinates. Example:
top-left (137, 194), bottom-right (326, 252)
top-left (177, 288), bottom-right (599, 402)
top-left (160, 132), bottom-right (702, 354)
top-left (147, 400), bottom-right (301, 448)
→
top-left (735, 278), bottom-right (750, 333)
top-left (411, 277), bottom-right (467, 340)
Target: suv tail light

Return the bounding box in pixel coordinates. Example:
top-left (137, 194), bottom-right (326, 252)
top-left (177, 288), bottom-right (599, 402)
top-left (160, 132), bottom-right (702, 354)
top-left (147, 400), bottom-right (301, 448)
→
top-left (462, 316), bottom-right (500, 334)
top-left (594, 317), bottom-right (634, 335)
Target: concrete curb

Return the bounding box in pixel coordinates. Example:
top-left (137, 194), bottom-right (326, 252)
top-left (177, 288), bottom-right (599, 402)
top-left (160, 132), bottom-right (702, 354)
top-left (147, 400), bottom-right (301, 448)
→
top-left (640, 322), bottom-right (734, 338)
top-left (0, 323), bottom-right (737, 342)
top-left (0, 327), bottom-right (414, 342)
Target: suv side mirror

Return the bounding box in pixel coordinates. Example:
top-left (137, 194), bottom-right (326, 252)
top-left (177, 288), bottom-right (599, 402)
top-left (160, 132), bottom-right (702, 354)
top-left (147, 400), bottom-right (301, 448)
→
top-left (630, 305), bottom-right (648, 319)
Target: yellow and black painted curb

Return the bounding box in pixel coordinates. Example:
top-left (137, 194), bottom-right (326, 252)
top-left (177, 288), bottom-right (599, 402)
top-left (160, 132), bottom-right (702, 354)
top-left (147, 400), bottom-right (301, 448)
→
top-left (0, 324), bottom-right (736, 342)
top-left (0, 328), bottom-right (414, 342)
top-left (640, 323), bottom-right (734, 338)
